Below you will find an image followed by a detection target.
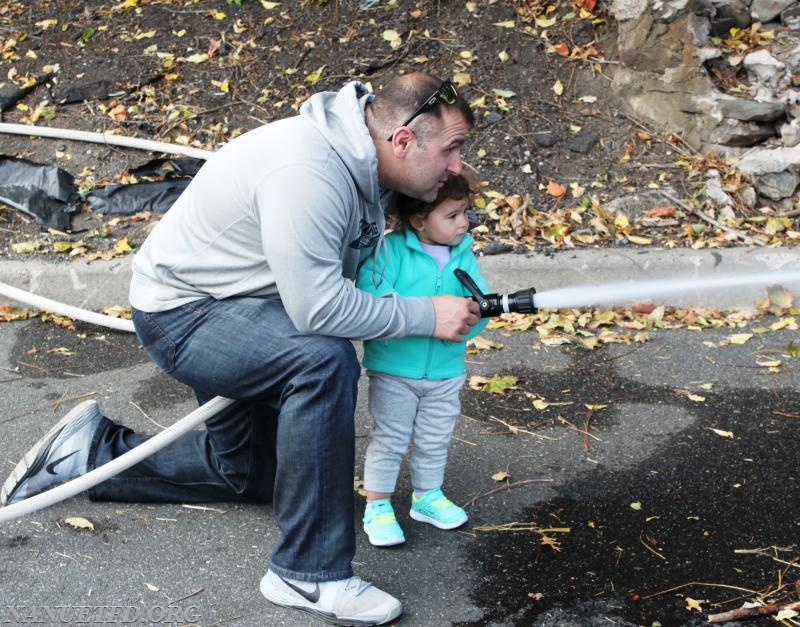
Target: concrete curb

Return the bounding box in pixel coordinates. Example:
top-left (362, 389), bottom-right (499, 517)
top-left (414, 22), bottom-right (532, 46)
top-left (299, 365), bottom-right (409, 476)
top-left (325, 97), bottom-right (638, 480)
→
top-left (1, 247), bottom-right (799, 312)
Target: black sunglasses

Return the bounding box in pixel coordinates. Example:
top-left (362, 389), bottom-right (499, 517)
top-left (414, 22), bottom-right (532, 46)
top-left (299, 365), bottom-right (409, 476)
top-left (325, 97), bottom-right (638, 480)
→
top-left (386, 81), bottom-right (458, 141)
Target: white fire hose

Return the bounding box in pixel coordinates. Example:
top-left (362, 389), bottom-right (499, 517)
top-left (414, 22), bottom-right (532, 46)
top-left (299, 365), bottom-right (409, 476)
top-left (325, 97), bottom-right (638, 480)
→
top-left (0, 280), bottom-right (234, 523)
top-left (0, 123), bottom-right (224, 523)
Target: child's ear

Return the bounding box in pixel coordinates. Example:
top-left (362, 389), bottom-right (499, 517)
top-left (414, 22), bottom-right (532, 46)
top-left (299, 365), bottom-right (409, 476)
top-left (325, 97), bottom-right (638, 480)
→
top-left (409, 214), bottom-right (425, 232)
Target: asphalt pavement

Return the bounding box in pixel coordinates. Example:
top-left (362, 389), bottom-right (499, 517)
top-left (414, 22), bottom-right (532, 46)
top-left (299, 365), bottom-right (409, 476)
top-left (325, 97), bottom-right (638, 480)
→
top-left (1, 247), bottom-right (799, 627)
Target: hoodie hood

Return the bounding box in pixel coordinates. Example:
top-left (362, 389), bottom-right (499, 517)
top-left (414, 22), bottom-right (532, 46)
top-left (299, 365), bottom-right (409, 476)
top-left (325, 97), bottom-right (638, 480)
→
top-left (300, 81), bottom-right (380, 207)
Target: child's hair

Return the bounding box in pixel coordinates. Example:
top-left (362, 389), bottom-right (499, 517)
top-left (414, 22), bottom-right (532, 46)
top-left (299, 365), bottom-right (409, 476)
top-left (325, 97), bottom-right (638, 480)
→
top-left (392, 173), bottom-right (474, 232)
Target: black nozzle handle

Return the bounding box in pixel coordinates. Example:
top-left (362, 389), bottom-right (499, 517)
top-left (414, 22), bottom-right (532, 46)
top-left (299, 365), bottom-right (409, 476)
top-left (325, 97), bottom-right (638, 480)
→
top-left (454, 269), bottom-right (493, 314)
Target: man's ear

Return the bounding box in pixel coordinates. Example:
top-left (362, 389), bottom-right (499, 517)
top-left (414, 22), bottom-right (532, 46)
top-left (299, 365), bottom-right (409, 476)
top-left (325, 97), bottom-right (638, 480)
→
top-left (389, 127), bottom-right (415, 156)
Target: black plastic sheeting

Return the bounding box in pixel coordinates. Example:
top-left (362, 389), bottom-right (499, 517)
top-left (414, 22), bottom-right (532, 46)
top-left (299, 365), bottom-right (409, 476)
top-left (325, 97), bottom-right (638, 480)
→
top-left (0, 156), bottom-right (204, 229)
top-left (87, 157), bottom-right (203, 215)
top-left (87, 179), bottom-right (191, 215)
top-left (0, 156), bottom-right (79, 231)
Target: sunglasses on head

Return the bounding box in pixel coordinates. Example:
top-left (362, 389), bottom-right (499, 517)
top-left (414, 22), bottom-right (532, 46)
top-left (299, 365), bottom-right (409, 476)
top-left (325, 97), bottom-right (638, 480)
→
top-left (386, 81), bottom-right (458, 141)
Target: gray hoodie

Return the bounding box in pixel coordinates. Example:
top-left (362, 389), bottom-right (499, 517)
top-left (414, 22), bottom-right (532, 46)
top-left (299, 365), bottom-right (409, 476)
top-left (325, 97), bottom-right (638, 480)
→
top-left (129, 82), bottom-right (434, 341)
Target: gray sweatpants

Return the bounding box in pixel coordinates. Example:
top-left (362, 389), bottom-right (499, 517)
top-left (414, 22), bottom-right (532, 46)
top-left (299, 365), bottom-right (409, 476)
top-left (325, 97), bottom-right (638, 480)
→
top-left (363, 371), bottom-right (466, 494)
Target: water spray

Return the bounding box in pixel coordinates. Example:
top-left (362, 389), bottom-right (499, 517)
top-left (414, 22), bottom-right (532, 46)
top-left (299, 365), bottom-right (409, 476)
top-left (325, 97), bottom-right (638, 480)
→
top-left (530, 270), bottom-right (800, 310)
top-left (456, 269), bottom-right (800, 313)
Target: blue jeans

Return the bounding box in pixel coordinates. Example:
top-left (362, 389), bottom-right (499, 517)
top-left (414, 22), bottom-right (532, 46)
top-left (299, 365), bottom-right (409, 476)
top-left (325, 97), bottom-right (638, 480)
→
top-left (87, 297), bottom-right (360, 582)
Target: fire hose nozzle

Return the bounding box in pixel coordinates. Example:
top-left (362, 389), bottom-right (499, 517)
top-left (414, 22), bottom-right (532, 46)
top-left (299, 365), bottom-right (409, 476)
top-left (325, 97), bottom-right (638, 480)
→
top-left (454, 269), bottom-right (538, 317)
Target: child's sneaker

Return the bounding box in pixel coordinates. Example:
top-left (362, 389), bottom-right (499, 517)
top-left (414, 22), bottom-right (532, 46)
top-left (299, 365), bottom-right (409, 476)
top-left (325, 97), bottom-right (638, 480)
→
top-left (362, 499), bottom-right (405, 547)
top-left (409, 487), bottom-right (468, 530)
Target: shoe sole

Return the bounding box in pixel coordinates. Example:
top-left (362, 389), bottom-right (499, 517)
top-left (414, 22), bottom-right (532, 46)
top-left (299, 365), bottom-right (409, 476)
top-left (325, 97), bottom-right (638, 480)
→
top-left (0, 400), bottom-right (97, 505)
top-left (362, 523), bottom-right (405, 547)
top-left (260, 574), bottom-right (401, 626)
top-left (409, 508), bottom-right (468, 530)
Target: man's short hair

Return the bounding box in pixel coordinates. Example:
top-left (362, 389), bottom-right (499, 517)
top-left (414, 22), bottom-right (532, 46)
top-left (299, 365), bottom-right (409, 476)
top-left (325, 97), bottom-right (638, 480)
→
top-left (368, 73), bottom-right (474, 141)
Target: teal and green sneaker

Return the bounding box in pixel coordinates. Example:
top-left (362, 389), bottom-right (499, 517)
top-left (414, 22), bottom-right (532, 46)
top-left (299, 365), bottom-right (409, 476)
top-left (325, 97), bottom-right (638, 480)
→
top-left (409, 488), bottom-right (468, 530)
top-left (363, 499), bottom-right (405, 547)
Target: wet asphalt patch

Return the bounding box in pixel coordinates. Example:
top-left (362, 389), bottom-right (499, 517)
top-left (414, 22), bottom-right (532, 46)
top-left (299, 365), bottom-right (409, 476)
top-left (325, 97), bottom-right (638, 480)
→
top-left (457, 340), bottom-right (800, 627)
top-left (9, 318), bottom-right (145, 379)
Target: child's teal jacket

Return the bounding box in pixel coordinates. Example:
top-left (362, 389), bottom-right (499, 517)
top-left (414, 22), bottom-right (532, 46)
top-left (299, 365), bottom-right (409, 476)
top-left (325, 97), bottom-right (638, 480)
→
top-left (356, 228), bottom-right (490, 379)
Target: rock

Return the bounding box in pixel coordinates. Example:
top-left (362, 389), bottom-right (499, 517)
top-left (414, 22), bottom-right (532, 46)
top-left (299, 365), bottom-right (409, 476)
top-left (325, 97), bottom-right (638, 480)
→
top-left (750, 0), bottom-right (796, 22)
top-left (610, 0), bottom-right (649, 21)
top-left (685, 93), bottom-right (786, 122)
top-left (736, 145), bottom-right (800, 199)
top-left (603, 191), bottom-right (668, 218)
top-left (565, 128), bottom-right (600, 154)
top-left (783, 4), bottom-right (800, 28)
top-left (740, 184), bottom-right (758, 208)
top-left (711, 0), bottom-right (752, 29)
top-left (780, 118), bottom-right (800, 146)
top-left (744, 49), bottom-right (789, 100)
top-left (705, 169), bottom-right (735, 207)
top-left (716, 95), bottom-right (786, 122)
top-left (481, 240), bottom-right (515, 255)
top-left (702, 117), bottom-right (777, 146)
top-left (533, 131), bottom-right (559, 147)
top-left (752, 170), bottom-right (800, 199)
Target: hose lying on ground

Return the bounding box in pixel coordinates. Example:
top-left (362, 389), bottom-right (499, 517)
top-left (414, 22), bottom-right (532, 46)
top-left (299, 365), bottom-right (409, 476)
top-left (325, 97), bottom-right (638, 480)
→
top-left (0, 122), bottom-right (214, 160)
top-left (0, 280), bottom-right (233, 523)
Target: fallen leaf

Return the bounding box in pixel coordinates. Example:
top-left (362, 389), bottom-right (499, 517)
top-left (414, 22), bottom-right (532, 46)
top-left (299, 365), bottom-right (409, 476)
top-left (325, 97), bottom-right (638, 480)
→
top-left (645, 205), bottom-right (676, 218)
top-left (482, 374), bottom-right (518, 394)
top-left (467, 336), bottom-right (504, 352)
top-left (381, 30), bottom-right (402, 50)
top-left (145, 583), bottom-right (159, 592)
top-left (630, 301), bottom-right (657, 314)
top-left (553, 41), bottom-right (569, 56)
top-left (540, 535), bottom-right (562, 551)
top-left (728, 333), bottom-right (752, 344)
top-left (184, 53), bottom-right (208, 64)
top-left (491, 470), bottom-right (511, 481)
top-left (64, 516), bottom-right (94, 531)
top-left (776, 609), bottom-right (799, 621)
top-left (305, 65), bottom-right (326, 84)
top-left (685, 597), bottom-right (705, 612)
top-left (491, 88), bottom-right (516, 99)
top-left (630, 502), bottom-right (642, 510)
top-left (546, 180), bottom-right (566, 199)
top-left (708, 428), bottom-right (734, 438)
top-left (114, 238), bottom-right (133, 254)
top-left (765, 285), bottom-right (794, 315)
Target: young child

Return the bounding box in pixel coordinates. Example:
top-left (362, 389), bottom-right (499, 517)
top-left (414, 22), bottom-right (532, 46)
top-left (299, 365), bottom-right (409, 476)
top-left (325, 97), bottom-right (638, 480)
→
top-left (356, 173), bottom-right (490, 547)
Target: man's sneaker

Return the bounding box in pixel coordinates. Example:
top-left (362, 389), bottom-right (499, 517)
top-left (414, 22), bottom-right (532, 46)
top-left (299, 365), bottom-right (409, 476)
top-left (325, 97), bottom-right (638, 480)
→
top-left (1, 400), bottom-right (102, 506)
top-left (260, 569), bottom-right (402, 626)
top-left (363, 499), bottom-right (405, 547)
top-left (409, 487), bottom-right (468, 530)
